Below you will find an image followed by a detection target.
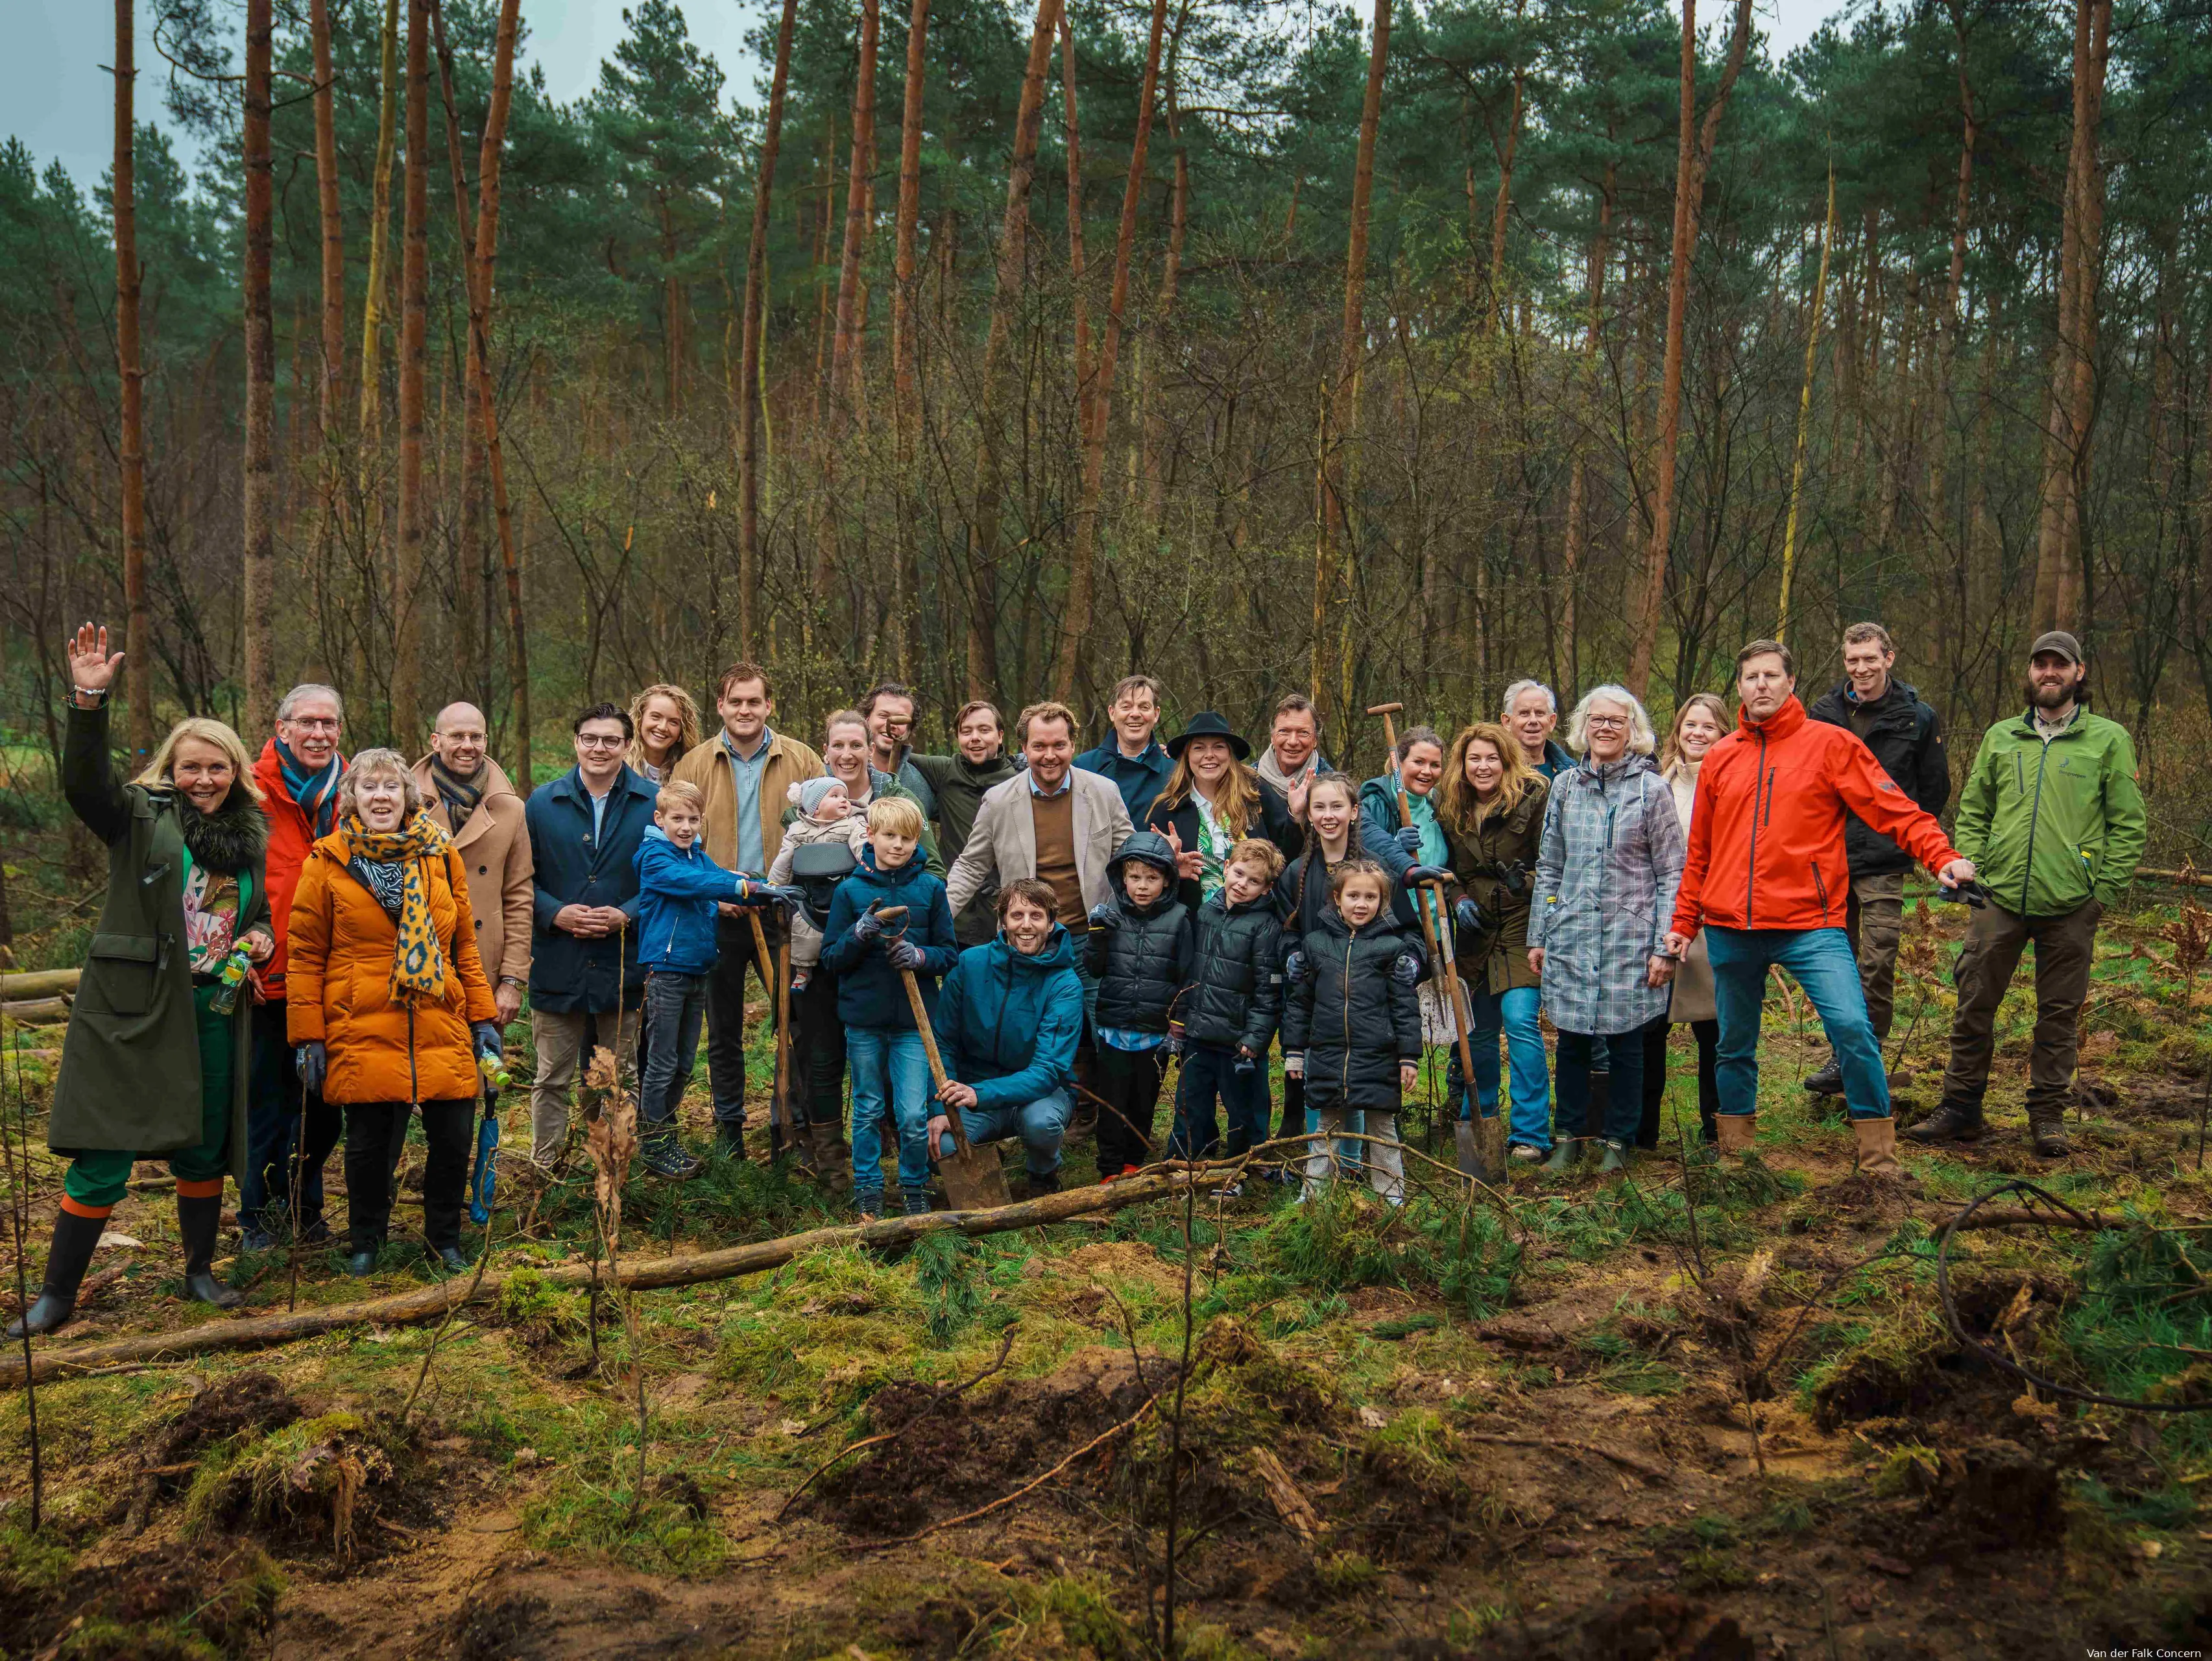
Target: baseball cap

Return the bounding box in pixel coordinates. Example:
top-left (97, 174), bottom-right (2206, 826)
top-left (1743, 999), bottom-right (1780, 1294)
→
top-left (2029, 630), bottom-right (2082, 664)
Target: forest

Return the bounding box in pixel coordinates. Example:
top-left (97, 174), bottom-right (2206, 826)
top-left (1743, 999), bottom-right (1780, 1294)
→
top-left (4, 0), bottom-right (2212, 1656)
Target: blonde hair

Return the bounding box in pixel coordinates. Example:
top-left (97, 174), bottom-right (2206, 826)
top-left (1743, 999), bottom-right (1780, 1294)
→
top-left (867, 795), bottom-right (926, 841)
top-left (656, 779), bottom-right (705, 815)
top-left (628, 683), bottom-right (702, 773)
top-left (1017, 700), bottom-right (1079, 744)
top-left (1437, 721), bottom-right (1539, 834)
top-left (136, 717), bottom-right (263, 805)
top-left (1329, 858), bottom-right (1389, 902)
top-left (1226, 837), bottom-right (1285, 884)
top-left (1155, 749), bottom-right (1263, 842)
top-left (335, 747), bottom-right (426, 820)
top-left (1566, 686), bottom-right (1657, 757)
top-left (1661, 693), bottom-right (1731, 779)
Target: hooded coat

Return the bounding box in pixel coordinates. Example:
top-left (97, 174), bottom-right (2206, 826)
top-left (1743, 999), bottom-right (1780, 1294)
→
top-left (285, 820), bottom-right (499, 1106)
top-left (634, 826), bottom-right (754, 976)
top-left (933, 927), bottom-right (1085, 1109)
top-left (1281, 910), bottom-right (1425, 1110)
top-left (1085, 832), bottom-right (1194, 1032)
top-left (1531, 754), bottom-right (1685, 1037)
top-left (52, 701), bottom-right (267, 1180)
top-left (1176, 889), bottom-right (1284, 1054)
top-left (823, 846), bottom-right (959, 1030)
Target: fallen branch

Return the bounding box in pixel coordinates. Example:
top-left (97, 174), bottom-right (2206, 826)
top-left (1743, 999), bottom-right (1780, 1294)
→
top-left (1925, 1205), bottom-right (2119, 1232)
top-left (0, 969), bottom-right (80, 1001)
top-left (1460, 1430), bottom-right (1672, 1483)
top-left (1, 999), bottom-right (70, 1025)
top-left (1, 1169), bottom-right (1217, 1385)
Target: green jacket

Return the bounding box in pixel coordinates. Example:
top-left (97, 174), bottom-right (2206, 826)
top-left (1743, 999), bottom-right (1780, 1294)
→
top-left (1952, 706), bottom-right (2146, 918)
top-left (53, 702), bottom-right (265, 1183)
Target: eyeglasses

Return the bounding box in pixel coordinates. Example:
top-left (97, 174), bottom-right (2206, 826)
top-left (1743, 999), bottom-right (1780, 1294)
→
top-left (576, 734), bottom-right (627, 750)
top-left (286, 717), bottom-right (341, 732)
top-left (1585, 716), bottom-right (1630, 731)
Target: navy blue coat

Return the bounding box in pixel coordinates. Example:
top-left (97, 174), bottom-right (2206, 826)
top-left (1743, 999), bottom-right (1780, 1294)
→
top-left (1074, 739), bottom-right (1175, 826)
top-left (823, 847), bottom-right (959, 1030)
top-left (525, 765), bottom-right (658, 1013)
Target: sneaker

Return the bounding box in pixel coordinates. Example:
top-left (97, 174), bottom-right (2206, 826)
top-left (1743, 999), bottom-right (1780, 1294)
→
top-left (1121, 1163), bottom-right (1142, 1178)
top-left (641, 1139), bottom-right (704, 1180)
top-left (1212, 1180), bottom-right (1244, 1199)
top-left (1508, 1144), bottom-right (1543, 1164)
top-left (240, 1227), bottom-right (276, 1253)
top-left (791, 972), bottom-right (811, 994)
top-left (902, 1191), bottom-right (933, 1216)
top-left (298, 1217), bottom-right (332, 1246)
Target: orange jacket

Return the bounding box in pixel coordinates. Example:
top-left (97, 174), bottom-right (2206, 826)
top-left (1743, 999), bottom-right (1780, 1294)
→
top-left (284, 826), bottom-right (499, 1105)
top-left (251, 738), bottom-right (344, 999)
top-left (1670, 696), bottom-right (1959, 940)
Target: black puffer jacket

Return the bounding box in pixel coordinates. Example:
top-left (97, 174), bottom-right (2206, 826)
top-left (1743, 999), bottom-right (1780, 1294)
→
top-left (1087, 832), bottom-right (1194, 1033)
top-left (1281, 910), bottom-right (1424, 1110)
top-left (1805, 680), bottom-right (1950, 878)
top-left (1175, 890), bottom-right (1284, 1054)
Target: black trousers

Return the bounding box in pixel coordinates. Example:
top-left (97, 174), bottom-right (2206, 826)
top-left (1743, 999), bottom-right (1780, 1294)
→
top-left (704, 910), bottom-right (777, 1131)
top-left (344, 1098), bottom-right (472, 1254)
top-left (1639, 1017), bottom-right (1720, 1150)
top-left (1094, 1045), bottom-right (1167, 1174)
top-left (795, 959), bottom-right (848, 1134)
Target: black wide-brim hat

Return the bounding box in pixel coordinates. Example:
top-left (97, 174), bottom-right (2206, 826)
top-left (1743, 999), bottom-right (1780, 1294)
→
top-left (1164, 711), bottom-right (1252, 762)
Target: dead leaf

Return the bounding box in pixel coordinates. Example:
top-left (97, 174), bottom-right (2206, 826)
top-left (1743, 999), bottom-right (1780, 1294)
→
top-left (1864, 1551), bottom-right (1914, 1579)
top-left (1358, 1405), bottom-right (1388, 1429)
top-left (777, 1418), bottom-right (809, 1437)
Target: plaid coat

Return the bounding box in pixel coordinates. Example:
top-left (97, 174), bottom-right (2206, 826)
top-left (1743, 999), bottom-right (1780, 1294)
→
top-left (1530, 755), bottom-right (1686, 1036)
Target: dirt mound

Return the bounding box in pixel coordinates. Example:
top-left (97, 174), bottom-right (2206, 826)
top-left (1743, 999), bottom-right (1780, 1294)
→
top-left (1474, 1593), bottom-right (1755, 1660)
top-left (1060, 1239), bottom-right (1188, 1297)
top-left (152, 1369), bottom-right (302, 1458)
top-left (2, 1540), bottom-right (283, 1659)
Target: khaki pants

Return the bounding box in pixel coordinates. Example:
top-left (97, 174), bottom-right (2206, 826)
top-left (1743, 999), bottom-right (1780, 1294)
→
top-left (528, 1006), bottom-right (643, 1164)
top-left (1303, 1108), bottom-right (1405, 1204)
top-left (1844, 871), bottom-right (1905, 1039)
top-left (1940, 898), bottom-right (2100, 1115)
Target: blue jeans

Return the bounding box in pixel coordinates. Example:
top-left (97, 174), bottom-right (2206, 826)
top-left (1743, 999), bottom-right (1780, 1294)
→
top-left (639, 971), bottom-right (708, 1132)
top-left (1554, 1028), bottom-right (1644, 1145)
top-left (1168, 1042), bottom-right (1272, 1159)
top-left (848, 1026), bottom-right (934, 1204)
top-left (1467, 985), bottom-right (1550, 1151)
top-left (1706, 926), bottom-right (1890, 1120)
top-left (957, 1088), bottom-right (1072, 1178)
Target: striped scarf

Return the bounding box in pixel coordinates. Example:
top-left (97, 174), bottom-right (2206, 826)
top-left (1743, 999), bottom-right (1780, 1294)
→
top-left (427, 754), bottom-right (486, 834)
top-left (277, 737), bottom-right (345, 836)
top-left (342, 812), bottom-right (453, 1004)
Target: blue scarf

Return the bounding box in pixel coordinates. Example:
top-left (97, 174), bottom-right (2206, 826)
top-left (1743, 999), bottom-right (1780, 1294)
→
top-left (276, 736), bottom-right (344, 837)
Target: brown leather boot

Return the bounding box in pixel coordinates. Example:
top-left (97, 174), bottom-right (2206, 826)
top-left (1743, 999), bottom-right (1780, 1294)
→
top-left (810, 1121), bottom-right (853, 1194)
top-left (1905, 1098), bottom-right (1984, 1143)
top-left (1851, 1115), bottom-right (1902, 1178)
top-left (2026, 1106), bottom-right (2071, 1158)
top-left (1715, 1114), bottom-right (1758, 1156)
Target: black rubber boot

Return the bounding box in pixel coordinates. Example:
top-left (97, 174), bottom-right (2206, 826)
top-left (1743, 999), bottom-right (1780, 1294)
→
top-left (6, 1207), bottom-right (106, 1338)
top-left (1905, 1097), bottom-right (1986, 1145)
top-left (176, 1192), bottom-right (244, 1311)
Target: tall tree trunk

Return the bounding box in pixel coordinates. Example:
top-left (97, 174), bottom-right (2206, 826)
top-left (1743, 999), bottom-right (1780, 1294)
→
top-left (1483, 0), bottom-right (1526, 334)
top-left (357, 0), bottom-right (402, 693)
top-left (242, 0), bottom-right (278, 734)
top-left (114, 0), bottom-right (152, 755)
top-left (1050, 0), bottom-right (1169, 701)
top-left (964, 0), bottom-right (1061, 699)
top-left (1775, 167), bottom-right (1835, 647)
top-left (310, 0), bottom-right (345, 684)
top-left (1140, 1), bottom-right (1193, 537)
top-left (2031, 0), bottom-right (2110, 633)
top-left (813, 0), bottom-right (882, 621)
top-left (1559, 157), bottom-right (1613, 696)
top-left (738, 0), bottom-right (802, 657)
top-left (1310, 0), bottom-right (1391, 729)
top-left (1927, 0), bottom-right (1977, 699)
top-left (1625, 0), bottom-right (1755, 699)
top-left (392, 0), bottom-right (429, 742)
top-left (1060, 10), bottom-right (1093, 448)
top-left (890, 0), bottom-right (932, 678)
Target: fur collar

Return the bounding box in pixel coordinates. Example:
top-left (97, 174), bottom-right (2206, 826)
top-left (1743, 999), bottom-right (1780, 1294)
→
top-left (175, 789), bottom-right (270, 876)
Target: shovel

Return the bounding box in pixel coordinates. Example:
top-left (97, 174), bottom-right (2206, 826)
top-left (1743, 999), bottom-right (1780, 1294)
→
top-left (876, 904), bottom-right (1013, 1211)
top-left (745, 908), bottom-right (790, 1161)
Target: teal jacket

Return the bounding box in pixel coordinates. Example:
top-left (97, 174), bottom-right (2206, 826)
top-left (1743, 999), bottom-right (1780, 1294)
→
top-left (1953, 706), bottom-right (2146, 917)
top-left (932, 927), bottom-right (1084, 1111)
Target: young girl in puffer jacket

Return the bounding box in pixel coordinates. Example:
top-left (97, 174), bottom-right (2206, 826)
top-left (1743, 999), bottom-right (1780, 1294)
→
top-left (1281, 859), bottom-right (1424, 1205)
top-left (766, 775), bottom-right (868, 992)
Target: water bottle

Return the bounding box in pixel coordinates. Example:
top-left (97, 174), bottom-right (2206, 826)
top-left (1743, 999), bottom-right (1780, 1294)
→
top-left (209, 945), bottom-right (254, 1015)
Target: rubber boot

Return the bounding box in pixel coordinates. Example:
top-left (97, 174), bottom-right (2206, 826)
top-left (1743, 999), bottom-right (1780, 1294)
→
top-left (1905, 1097), bottom-right (1985, 1145)
top-left (811, 1121), bottom-right (853, 1194)
top-left (1715, 1114), bottom-right (1758, 1156)
top-left (6, 1207), bottom-right (107, 1338)
top-left (2026, 1104), bottom-right (2071, 1158)
top-left (1851, 1115), bottom-right (1902, 1178)
top-left (176, 1191), bottom-right (244, 1310)
top-left (1542, 1138), bottom-right (1580, 1172)
top-left (1596, 1140), bottom-right (1631, 1174)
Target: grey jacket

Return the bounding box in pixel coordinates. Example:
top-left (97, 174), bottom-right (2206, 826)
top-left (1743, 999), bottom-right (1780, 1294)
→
top-left (1530, 754), bottom-right (1685, 1037)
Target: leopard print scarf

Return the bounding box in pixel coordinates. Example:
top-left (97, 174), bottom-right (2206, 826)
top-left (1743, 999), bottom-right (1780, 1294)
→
top-left (341, 812), bottom-right (453, 1004)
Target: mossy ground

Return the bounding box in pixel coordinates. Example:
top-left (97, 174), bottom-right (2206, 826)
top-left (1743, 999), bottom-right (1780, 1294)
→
top-left (3, 893), bottom-right (2211, 1655)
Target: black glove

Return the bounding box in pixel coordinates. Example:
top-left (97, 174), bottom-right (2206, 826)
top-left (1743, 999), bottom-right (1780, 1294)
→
top-left (1284, 948), bottom-right (1310, 984)
top-left (1087, 901), bottom-right (1122, 931)
top-left (887, 938), bottom-right (928, 972)
top-left (296, 1041), bottom-right (328, 1095)
top-left (470, 1021), bottom-right (504, 1061)
top-left (851, 903), bottom-right (886, 944)
top-left (1454, 897), bottom-right (1493, 938)
top-left (1394, 824), bottom-right (1423, 853)
top-left (1404, 864), bottom-right (1450, 888)
top-left (752, 882), bottom-right (807, 908)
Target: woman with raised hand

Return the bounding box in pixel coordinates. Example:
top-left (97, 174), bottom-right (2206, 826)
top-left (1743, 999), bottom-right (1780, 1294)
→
top-left (1146, 712), bottom-right (1303, 912)
top-left (1641, 694), bottom-right (1728, 1152)
top-left (9, 624), bottom-right (275, 1337)
top-left (285, 748), bottom-right (502, 1276)
top-left (627, 683), bottom-right (703, 784)
top-left (1528, 688), bottom-right (1685, 1174)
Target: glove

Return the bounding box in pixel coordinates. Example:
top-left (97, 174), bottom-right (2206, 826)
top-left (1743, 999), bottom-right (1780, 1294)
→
top-left (851, 904), bottom-right (886, 944)
top-left (296, 1041), bottom-right (328, 1095)
top-left (1165, 1024), bottom-right (1186, 1058)
top-left (1284, 948), bottom-right (1310, 985)
top-left (1394, 824), bottom-right (1423, 853)
top-left (887, 938), bottom-right (927, 972)
top-left (1284, 1052), bottom-right (1305, 1079)
top-left (471, 1021), bottom-right (505, 1061)
top-left (747, 882), bottom-right (806, 908)
top-left (1087, 901), bottom-right (1122, 931)
top-left (1404, 864), bottom-right (1450, 888)
top-left (1454, 897), bottom-right (1493, 937)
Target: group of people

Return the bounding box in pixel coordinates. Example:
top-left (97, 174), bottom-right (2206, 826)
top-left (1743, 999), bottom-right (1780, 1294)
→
top-left (8, 618), bottom-right (2146, 1338)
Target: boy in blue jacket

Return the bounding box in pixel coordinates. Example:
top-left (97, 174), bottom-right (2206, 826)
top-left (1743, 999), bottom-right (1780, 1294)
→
top-left (823, 796), bottom-right (959, 1218)
top-left (634, 781), bottom-right (793, 1178)
top-left (928, 879), bottom-right (1086, 1199)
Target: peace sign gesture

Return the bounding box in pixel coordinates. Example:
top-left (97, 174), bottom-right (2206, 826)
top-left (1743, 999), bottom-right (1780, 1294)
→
top-left (1164, 819), bottom-right (1202, 881)
top-left (66, 621), bottom-right (124, 705)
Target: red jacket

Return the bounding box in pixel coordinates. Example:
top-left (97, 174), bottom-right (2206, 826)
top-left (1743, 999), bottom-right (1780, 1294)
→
top-left (1670, 697), bottom-right (1958, 940)
top-left (251, 738), bottom-right (344, 999)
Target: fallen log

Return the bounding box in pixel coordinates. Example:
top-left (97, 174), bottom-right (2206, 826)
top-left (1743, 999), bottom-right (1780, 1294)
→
top-left (0, 968), bottom-right (80, 1001)
top-left (1, 1167), bottom-right (1214, 1386)
top-left (2, 998), bottom-right (71, 1025)
top-left (1925, 1205), bottom-right (2119, 1232)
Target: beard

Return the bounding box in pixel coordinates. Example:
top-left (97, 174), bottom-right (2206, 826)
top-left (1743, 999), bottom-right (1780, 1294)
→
top-left (2026, 672), bottom-right (2079, 710)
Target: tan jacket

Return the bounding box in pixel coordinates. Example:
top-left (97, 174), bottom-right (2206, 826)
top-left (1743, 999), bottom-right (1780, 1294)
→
top-left (946, 768), bottom-right (1134, 916)
top-left (669, 729), bottom-right (825, 875)
top-left (410, 754), bottom-right (535, 987)
top-left (1663, 762), bottom-right (1716, 1025)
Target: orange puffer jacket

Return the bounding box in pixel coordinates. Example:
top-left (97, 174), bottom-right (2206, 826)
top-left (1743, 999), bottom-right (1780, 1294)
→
top-left (1671, 696), bottom-right (1960, 940)
top-left (285, 827), bottom-right (499, 1105)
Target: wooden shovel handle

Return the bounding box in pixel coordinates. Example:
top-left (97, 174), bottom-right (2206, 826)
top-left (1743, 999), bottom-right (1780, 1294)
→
top-left (898, 965), bottom-right (978, 1157)
top-left (745, 910), bottom-right (784, 1130)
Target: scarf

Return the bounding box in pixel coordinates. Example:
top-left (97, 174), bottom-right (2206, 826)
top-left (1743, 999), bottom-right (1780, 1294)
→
top-left (342, 812), bottom-right (453, 1004)
top-left (277, 736), bottom-right (345, 837)
top-left (1254, 746), bottom-right (1322, 800)
top-left (428, 754), bottom-right (487, 833)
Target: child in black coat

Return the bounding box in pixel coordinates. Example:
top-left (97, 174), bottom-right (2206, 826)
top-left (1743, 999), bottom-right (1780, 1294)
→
top-left (1083, 831), bottom-right (1194, 1178)
top-left (1282, 859), bottom-right (1423, 1204)
top-left (1166, 838), bottom-right (1286, 1192)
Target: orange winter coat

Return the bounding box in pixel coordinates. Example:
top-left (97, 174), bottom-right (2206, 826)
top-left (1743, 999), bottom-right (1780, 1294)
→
top-left (285, 827), bottom-right (499, 1105)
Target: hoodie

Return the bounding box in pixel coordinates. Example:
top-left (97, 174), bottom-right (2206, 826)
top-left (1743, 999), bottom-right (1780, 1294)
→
top-left (634, 826), bottom-right (756, 976)
top-left (933, 927), bottom-right (1085, 1111)
top-left (823, 844), bottom-right (959, 1029)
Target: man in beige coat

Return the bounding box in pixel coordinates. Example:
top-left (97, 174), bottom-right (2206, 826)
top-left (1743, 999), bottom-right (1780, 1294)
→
top-left (416, 703), bottom-right (533, 1025)
top-left (669, 662), bottom-right (824, 1153)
